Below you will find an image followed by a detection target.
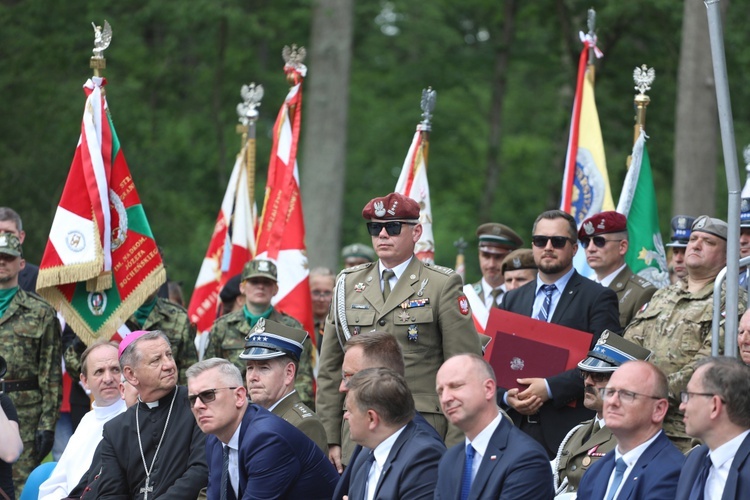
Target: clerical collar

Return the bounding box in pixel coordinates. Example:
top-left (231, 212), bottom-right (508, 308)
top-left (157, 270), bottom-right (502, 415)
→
top-left (139, 387), bottom-right (178, 409)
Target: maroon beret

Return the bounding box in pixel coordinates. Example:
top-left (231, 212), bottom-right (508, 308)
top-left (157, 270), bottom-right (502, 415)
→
top-left (579, 211), bottom-right (628, 239)
top-left (362, 192), bottom-right (420, 221)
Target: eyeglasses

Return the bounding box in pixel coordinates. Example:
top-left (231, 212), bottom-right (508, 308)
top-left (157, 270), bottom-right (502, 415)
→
top-left (312, 290), bottom-right (333, 299)
top-left (580, 371), bottom-right (611, 383)
top-left (366, 221), bottom-right (416, 237)
top-left (598, 387), bottom-right (663, 404)
top-left (680, 391), bottom-right (720, 404)
top-left (187, 387), bottom-right (238, 407)
top-left (531, 235), bottom-right (572, 249)
top-left (580, 236), bottom-right (624, 249)
top-left (341, 370), bottom-right (354, 388)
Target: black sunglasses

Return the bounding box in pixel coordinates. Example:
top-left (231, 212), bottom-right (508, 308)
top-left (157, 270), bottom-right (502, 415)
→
top-left (531, 235), bottom-right (572, 249)
top-left (366, 221), bottom-right (417, 237)
top-left (580, 371), bottom-right (610, 383)
top-left (580, 236), bottom-right (623, 249)
top-left (187, 387), bottom-right (237, 407)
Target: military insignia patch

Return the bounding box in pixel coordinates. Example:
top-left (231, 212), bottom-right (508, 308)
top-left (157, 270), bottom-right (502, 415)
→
top-left (87, 291), bottom-right (107, 316)
top-left (458, 295), bottom-right (470, 315)
top-left (354, 283), bottom-right (365, 292)
top-left (407, 325), bottom-right (418, 342)
top-left (66, 230), bottom-right (86, 252)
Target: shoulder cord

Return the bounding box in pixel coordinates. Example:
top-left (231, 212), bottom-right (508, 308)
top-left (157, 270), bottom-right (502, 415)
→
top-left (553, 422), bottom-right (585, 493)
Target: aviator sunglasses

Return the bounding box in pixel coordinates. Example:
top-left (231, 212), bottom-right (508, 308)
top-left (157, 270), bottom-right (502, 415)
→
top-left (531, 235), bottom-right (572, 249)
top-left (580, 236), bottom-right (624, 249)
top-left (366, 221), bottom-right (417, 237)
top-left (187, 387), bottom-right (237, 407)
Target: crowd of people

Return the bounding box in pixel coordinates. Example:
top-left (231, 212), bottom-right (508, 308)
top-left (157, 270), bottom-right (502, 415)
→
top-left (0, 190), bottom-right (749, 499)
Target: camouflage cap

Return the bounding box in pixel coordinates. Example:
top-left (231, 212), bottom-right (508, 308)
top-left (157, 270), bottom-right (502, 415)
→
top-left (501, 249), bottom-right (536, 274)
top-left (239, 318), bottom-right (308, 362)
top-left (476, 223), bottom-right (523, 253)
top-left (341, 243), bottom-right (377, 262)
top-left (241, 259), bottom-right (278, 282)
top-left (578, 331), bottom-right (652, 373)
top-left (692, 215), bottom-right (728, 241)
top-left (0, 232), bottom-right (22, 258)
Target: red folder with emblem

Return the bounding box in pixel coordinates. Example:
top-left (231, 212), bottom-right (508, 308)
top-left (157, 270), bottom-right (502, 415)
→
top-left (484, 309), bottom-right (593, 391)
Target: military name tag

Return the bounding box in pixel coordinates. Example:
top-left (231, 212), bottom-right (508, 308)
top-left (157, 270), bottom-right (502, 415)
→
top-left (351, 304), bottom-right (370, 309)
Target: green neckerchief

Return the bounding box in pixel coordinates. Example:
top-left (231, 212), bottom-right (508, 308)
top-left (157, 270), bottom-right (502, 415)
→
top-left (133, 296), bottom-right (158, 328)
top-left (0, 287), bottom-right (19, 319)
top-left (243, 305), bottom-right (273, 328)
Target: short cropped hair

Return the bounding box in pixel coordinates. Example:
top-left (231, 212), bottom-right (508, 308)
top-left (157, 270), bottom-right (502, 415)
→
top-left (80, 340), bottom-right (119, 377)
top-left (532, 210), bottom-right (578, 242)
top-left (119, 331), bottom-right (170, 371)
top-left (0, 207), bottom-right (22, 232)
top-left (696, 356), bottom-right (750, 428)
top-left (186, 357), bottom-right (244, 387)
top-left (345, 331), bottom-right (405, 376)
top-left (348, 367), bottom-right (414, 426)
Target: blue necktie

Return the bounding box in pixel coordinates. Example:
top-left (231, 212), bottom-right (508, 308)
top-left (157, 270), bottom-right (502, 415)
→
top-left (605, 458), bottom-right (628, 500)
top-left (460, 444), bottom-right (475, 500)
top-left (688, 453), bottom-right (712, 500)
top-left (361, 451), bottom-right (376, 499)
top-left (221, 445), bottom-right (230, 500)
top-left (537, 284), bottom-right (556, 322)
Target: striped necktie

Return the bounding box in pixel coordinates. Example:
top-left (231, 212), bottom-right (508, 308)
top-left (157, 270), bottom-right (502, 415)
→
top-left (221, 445), bottom-right (230, 500)
top-left (537, 284), bottom-right (556, 321)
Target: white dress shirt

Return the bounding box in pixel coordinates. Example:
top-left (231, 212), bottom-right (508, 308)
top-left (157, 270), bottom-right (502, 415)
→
top-left (705, 429), bottom-right (750, 499)
top-left (226, 424), bottom-right (241, 497)
top-left (366, 425), bottom-right (407, 500)
top-left (605, 430), bottom-right (661, 499)
top-left (465, 412), bottom-right (503, 482)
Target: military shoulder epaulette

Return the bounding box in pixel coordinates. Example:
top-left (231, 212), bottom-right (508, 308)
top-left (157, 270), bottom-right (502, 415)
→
top-left (341, 262), bottom-right (374, 274)
top-left (293, 402), bottom-right (315, 419)
top-left (630, 275), bottom-right (655, 289)
top-left (424, 263), bottom-right (454, 275)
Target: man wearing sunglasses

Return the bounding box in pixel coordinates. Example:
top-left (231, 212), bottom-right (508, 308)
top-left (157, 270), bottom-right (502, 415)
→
top-left (554, 332), bottom-right (652, 495)
top-left (187, 358), bottom-right (339, 500)
top-left (576, 360), bottom-right (685, 499)
top-left (579, 211), bottom-right (656, 328)
top-left (498, 209), bottom-right (621, 459)
top-left (318, 192), bottom-right (482, 473)
top-left (624, 215), bottom-right (747, 452)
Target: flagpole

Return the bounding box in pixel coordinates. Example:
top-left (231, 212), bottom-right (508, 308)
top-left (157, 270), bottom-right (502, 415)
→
top-left (705, 0), bottom-right (740, 354)
top-left (419, 87), bottom-right (435, 162)
top-left (90, 21), bottom-right (111, 78)
top-left (632, 65), bottom-right (653, 145)
top-left (237, 83), bottom-right (263, 212)
top-left (586, 8), bottom-right (597, 79)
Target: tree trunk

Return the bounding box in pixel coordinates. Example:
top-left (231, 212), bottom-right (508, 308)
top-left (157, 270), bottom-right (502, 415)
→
top-left (672, 0), bottom-right (719, 216)
top-left (301, 0), bottom-right (354, 271)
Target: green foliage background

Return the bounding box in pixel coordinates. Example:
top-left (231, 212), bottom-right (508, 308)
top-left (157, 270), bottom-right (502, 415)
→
top-left (1, 0), bottom-right (748, 299)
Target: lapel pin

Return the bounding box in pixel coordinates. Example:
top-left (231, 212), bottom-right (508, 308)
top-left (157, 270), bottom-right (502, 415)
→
top-left (490, 455), bottom-right (497, 460)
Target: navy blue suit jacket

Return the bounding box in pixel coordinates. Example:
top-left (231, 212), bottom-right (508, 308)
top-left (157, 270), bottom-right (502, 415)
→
top-left (206, 404), bottom-right (339, 500)
top-left (434, 417), bottom-right (553, 500)
top-left (577, 431), bottom-right (684, 499)
top-left (675, 432), bottom-right (750, 500)
top-left (333, 411), bottom-right (441, 500)
top-left (498, 270), bottom-right (621, 453)
top-left (346, 420), bottom-right (445, 500)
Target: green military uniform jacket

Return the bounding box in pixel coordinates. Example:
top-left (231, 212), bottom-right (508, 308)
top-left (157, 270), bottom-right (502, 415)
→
top-left (317, 257), bottom-right (482, 459)
top-left (206, 308), bottom-right (315, 408)
top-left (271, 391), bottom-right (328, 454)
top-left (607, 265), bottom-right (657, 328)
top-left (0, 289), bottom-right (62, 436)
top-left (554, 418), bottom-right (616, 493)
top-left (126, 298), bottom-right (198, 385)
top-left (624, 279), bottom-right (746, 442)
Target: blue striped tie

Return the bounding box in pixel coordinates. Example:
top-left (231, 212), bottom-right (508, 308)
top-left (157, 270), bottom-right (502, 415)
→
top-left (460, 444), bottom-right (475, 500)
top-left (221, 445), bottom-right (230, 500)
top-left (537, 284), bottom-right (556, 322)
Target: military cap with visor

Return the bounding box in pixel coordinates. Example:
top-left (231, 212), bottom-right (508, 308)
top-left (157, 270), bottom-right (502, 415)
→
top-left (239, 318), bottom-right (308, 362)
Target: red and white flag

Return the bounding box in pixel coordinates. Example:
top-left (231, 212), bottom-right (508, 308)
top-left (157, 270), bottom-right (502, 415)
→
top-left (255, 54), bottom-right (314, 350)
top-left (188, 143), bottom-right (256, 354)
top-left (37, 77), bottom-right (165, 344)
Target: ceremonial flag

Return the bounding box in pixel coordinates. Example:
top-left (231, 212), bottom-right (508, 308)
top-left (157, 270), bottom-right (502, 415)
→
top-left (395, 123), bottom-right (434, 263)
top-left (616, 129), bottom-right (669, 287)
top-left (37, 77), bottom-right (165, 345)
top-left (255, 52), bottom-right (314, 350)
top-left (560, 35), bottom-right (614, 226)
top-left (188, 143), bottom-right (256, 355)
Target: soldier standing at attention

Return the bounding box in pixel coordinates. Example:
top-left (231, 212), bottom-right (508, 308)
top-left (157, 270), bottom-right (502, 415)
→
top-left (317, 192), bottom-right (482, 473)
top-left (579, 211), bottom-right (656, 328)
top-left (472, 222), bottom-right (524, 308)
top-left (0, 233), bottom-right (62, 493)
top-left (205, 257), bottom-right (315, 408)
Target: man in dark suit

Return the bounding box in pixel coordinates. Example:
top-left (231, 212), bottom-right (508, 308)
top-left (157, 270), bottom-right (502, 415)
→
top-left (345, 367), bottom-right (444, 500)
top-left (676, 356), bottom-right (750, 499)
top-left (577, 361), bottom-right (684, 499)
top-left (187, 358), bottom-right (338, 500)
top-left (499, 209), bottom-right (621, 457)
top-left (435, 354), bottom-right (553, 499)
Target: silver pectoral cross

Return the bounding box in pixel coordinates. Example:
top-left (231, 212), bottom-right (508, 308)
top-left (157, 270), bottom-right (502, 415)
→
top-left (140, 477), bottom-right (154, 499)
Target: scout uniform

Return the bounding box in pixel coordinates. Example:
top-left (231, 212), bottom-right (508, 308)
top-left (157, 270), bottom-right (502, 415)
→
top-left (472, 222), bottom-right (523, 308)
top-left (0, 233), bottom-right (62, 491)
top-left (554, 332), bottom-right (652, 494)
top-left (579, 211), bottom-right (657, 328)
top-left (317, 193), bottom-right (482, 465)
top-left (240, 319), bottom-right (328, 454)
top-left (624, 216), bottom-right (746, 450)
top-left (205, 259), bottom-right (315, 408)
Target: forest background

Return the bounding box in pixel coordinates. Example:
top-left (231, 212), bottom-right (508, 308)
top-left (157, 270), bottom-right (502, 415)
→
top-left (1, 0), bottom-right (748, 299)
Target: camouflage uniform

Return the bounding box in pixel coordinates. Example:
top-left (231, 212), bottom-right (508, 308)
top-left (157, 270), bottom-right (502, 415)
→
top-left (205, 308), bottom-right (314, 407)
top-left (554, 419), bottom-right (616, 494)
top-left (624, 280), bottom-right (746, 446)
top-left (0, 288), bottom-right (62, 491)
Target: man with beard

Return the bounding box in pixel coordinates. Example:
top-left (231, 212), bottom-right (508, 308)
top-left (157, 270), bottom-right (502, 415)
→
top-left (553, 332), bottom-right (652, 494)
top-left (499, 209), bottom-right (621, 458)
